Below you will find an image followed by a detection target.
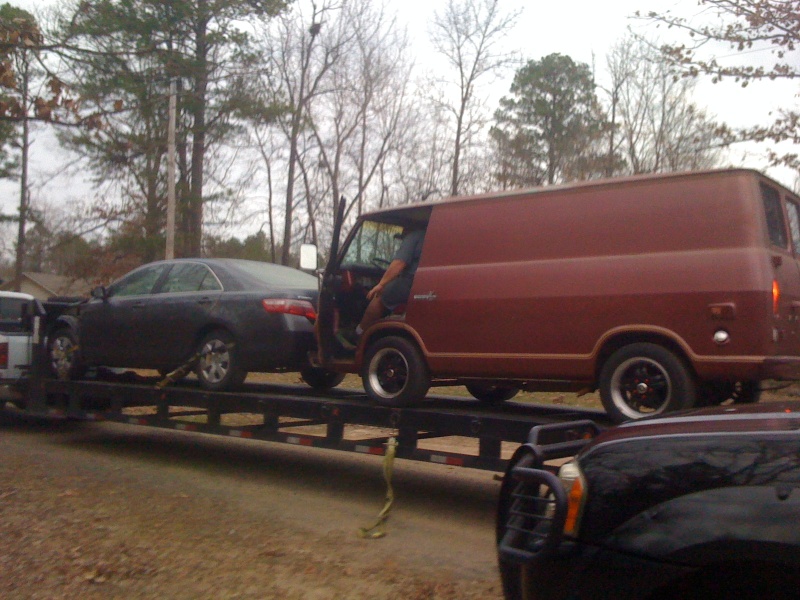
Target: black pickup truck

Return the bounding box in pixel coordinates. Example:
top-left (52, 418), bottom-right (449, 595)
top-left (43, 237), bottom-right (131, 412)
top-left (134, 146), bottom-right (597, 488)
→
top-left (497, 402), bottom-right (800, 600)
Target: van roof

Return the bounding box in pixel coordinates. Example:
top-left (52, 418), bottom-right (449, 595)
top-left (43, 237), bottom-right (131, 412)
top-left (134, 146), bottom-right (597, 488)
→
top-left (360, 168), bottom-right (789, 227)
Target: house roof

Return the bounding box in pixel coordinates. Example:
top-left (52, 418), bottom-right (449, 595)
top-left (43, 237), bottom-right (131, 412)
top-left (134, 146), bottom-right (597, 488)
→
top-left (0, 272), bottom-right (92, 299)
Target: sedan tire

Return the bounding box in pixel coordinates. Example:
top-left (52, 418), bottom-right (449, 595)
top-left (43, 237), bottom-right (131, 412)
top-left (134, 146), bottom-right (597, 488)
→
top-left (47, 327), bottom-right (85, 381)
top-left (300, 366), bottom-right (346, 390)
top-left (466, 383), bottom-right (519, 404)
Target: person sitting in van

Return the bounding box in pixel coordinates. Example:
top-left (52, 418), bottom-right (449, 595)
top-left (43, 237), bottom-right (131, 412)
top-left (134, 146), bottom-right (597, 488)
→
top-left (337, 223), bottom-right (426, 349)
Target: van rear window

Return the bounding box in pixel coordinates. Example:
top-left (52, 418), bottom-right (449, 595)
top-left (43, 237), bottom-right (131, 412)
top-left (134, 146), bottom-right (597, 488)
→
top-left (787, 201), bottom-right (800, 254)
top-left (762, 183), bottom-right (788, 249)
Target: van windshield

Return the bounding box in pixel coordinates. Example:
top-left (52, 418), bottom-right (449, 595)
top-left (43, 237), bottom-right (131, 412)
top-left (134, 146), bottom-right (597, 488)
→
top-left (341, 220), bottom-right (404, 269)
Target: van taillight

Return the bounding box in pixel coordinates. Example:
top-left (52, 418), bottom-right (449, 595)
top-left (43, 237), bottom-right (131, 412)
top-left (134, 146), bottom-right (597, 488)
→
top-left (262, 298), bottom-right (317, 322)
top-left (0, 342), bottom-right (7, 369)
top-left (773, 279), bottom-right (781, 315)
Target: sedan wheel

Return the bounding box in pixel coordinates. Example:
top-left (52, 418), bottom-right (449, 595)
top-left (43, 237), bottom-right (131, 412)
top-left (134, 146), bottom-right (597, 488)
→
top-left (195, 330), bottom-right (246, 391)
top-left (466, 383), bottom-right (519, 404)
top-left (48, 327), bottom-right (85, 380)
top-left (300, 366), bottom-right (346, 390)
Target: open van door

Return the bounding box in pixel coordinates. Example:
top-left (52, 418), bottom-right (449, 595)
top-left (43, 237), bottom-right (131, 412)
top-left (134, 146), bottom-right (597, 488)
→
top-left (316, 196), bottom-right (347, 365)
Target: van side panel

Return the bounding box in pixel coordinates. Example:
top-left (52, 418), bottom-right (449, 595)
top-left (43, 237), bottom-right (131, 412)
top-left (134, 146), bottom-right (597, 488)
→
top-left (406, 171), bottom-right (780, 381)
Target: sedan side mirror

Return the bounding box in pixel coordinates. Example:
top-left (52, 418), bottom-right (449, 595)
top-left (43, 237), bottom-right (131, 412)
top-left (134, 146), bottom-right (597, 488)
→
top-left (300, 244), bottom-right (318, 271)
top-left (91, 285), bottom-right (108, 300)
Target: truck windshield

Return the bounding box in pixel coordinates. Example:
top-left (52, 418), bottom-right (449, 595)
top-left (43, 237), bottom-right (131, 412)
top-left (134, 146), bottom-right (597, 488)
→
top-left (341, 220), bottom-right (403, 268)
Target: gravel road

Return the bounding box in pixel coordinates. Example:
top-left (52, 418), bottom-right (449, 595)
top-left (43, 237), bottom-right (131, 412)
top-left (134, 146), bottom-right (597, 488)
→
top-left (0, 409), bottom-right (504, 600)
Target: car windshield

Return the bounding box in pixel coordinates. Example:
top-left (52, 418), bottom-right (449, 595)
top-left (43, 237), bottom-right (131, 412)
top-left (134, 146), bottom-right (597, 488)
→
top-left (226, 260), bottom-right (318, 289)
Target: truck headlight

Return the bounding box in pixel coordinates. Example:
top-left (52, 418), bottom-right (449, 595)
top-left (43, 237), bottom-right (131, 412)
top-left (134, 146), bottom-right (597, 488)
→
top-left (558, 460), bottom-right (587, 537)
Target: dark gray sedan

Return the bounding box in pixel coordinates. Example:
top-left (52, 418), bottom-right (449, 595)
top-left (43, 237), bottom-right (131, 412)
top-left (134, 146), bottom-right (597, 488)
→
top-left (47, 259), bottom-right (342, 391)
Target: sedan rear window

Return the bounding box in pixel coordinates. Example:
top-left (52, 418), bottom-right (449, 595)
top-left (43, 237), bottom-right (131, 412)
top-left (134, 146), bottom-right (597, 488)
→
top-left (227, 260), bottom-right (318, 289)
top-left (159, 263), bottom-right (222, 293)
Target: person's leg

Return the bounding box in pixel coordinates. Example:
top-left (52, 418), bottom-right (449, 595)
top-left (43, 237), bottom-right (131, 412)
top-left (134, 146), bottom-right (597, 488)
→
top-left (358, 295), bottom-right (386, 332)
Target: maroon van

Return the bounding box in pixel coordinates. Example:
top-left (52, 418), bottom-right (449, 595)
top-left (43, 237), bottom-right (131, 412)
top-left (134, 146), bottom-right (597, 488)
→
top-left (310, 169), bottom-right (800, 422)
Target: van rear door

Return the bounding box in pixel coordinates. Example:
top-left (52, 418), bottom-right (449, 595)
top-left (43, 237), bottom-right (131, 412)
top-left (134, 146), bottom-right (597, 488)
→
top-left (779, 191), bottom-right (800, 360)
top-left (761, 182), bottom-right (800, 362)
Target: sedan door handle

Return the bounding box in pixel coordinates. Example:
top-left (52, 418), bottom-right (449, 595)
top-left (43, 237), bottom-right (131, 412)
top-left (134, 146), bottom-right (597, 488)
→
top-left (197, 297), bottom-right (213, 305)
top-left (132, 302), bottom-right (146, 309)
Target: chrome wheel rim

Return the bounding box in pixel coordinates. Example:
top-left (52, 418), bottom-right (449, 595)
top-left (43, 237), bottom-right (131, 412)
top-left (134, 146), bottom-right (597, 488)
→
top-left (198, 338), bottom-right (231, 384)
top-left (50, 335), bottom-right (75, 377)
top-left (368, 348), bottom-right (409, 400)
top-left (610, 356), bottom-right (672, 420)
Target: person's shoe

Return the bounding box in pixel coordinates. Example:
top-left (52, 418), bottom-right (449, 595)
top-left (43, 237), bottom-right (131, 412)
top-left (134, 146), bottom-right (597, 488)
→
top-left (335, 329), bottom-right (358, 350)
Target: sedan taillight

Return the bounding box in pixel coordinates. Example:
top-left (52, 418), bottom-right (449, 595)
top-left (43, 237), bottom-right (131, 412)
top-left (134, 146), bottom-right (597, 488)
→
top-left (0, 341), bottom-right (8, 369)
top-left (262, 298), bottom-right (317, 322)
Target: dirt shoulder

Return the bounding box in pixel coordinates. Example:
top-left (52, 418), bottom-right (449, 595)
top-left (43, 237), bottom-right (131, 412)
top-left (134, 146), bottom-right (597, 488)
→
top-left (0, 412), bottom-right (503, 600)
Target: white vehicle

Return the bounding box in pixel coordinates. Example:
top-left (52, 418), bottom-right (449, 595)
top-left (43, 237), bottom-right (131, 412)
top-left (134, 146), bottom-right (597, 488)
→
top-left (0, 291), bottom-right (35, 402)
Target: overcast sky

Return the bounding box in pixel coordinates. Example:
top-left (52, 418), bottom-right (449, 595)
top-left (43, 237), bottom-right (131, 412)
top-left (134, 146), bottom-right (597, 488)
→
top-left (2, 0), bottom-right (798, 242)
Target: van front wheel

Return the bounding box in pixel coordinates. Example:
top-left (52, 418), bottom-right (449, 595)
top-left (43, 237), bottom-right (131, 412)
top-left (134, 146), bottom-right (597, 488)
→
top-left (599, 343), bottom-right (695, 423)
top-left (363, 336), bottom-right (430, 407)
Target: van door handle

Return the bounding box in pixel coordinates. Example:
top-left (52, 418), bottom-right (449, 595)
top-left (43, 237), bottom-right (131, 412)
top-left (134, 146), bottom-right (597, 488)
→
top-left (413, 292), bottom-right (437, 301)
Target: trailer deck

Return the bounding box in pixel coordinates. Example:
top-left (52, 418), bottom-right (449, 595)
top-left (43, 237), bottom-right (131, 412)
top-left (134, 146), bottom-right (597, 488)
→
top-left (15, 373), bottom-right (610, 472)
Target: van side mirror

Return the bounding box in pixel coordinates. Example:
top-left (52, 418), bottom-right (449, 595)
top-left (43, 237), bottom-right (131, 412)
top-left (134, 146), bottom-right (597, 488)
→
top-left (299, 244), bottom-right (318, 271)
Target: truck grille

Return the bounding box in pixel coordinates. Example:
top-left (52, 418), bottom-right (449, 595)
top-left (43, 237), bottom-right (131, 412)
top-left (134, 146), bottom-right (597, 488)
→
top-left (498, 467), bottom-right (567, 563)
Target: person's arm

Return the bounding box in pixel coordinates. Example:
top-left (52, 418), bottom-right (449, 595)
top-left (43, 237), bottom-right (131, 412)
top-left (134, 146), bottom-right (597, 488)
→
top-left (366, 259), bottom-right (406, 300)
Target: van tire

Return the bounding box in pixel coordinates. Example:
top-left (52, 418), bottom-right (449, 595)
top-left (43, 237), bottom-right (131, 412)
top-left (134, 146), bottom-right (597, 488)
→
top-left (731, 380), bottom-right (761, 404)
top-left (599, 343), bottom-right (695, 423)
top-left (363, 336), bottom-right (430, 407)
top-left (466, 383), bottom-right (519, 404)
top-left (699, 379), bottom-right (761, 405)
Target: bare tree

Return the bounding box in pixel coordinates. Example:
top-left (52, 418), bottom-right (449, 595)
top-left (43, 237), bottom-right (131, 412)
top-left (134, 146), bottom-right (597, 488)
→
top-left (258, 1), bottom-right (346, 264)
top-left (309, 0), bottom-right (413, 222)
top-left (639, 1), bottom-right (800, 169)
top-left (604, 36), bottom-right (722, 175)
top-left (429, 0), bottom-right (520, 196)
top-left (250, 0), bottom-right (414, 262)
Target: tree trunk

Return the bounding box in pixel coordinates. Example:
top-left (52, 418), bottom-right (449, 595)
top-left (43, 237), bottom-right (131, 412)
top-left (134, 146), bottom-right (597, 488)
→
top-left (187, 5), bottom-right (209, 258)
top-left (14, 53), bottom-right (30, 292)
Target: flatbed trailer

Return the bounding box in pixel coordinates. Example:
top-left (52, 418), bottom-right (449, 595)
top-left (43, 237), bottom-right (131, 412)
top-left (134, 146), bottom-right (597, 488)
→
top-left (15, 376), bottom-right (608, 472)
top-left (6, 314), bottom-right (611, 472)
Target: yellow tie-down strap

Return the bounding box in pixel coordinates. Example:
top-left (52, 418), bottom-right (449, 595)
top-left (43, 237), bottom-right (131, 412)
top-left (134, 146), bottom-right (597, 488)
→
top-left (358, 437), bottom-right (398, 539)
